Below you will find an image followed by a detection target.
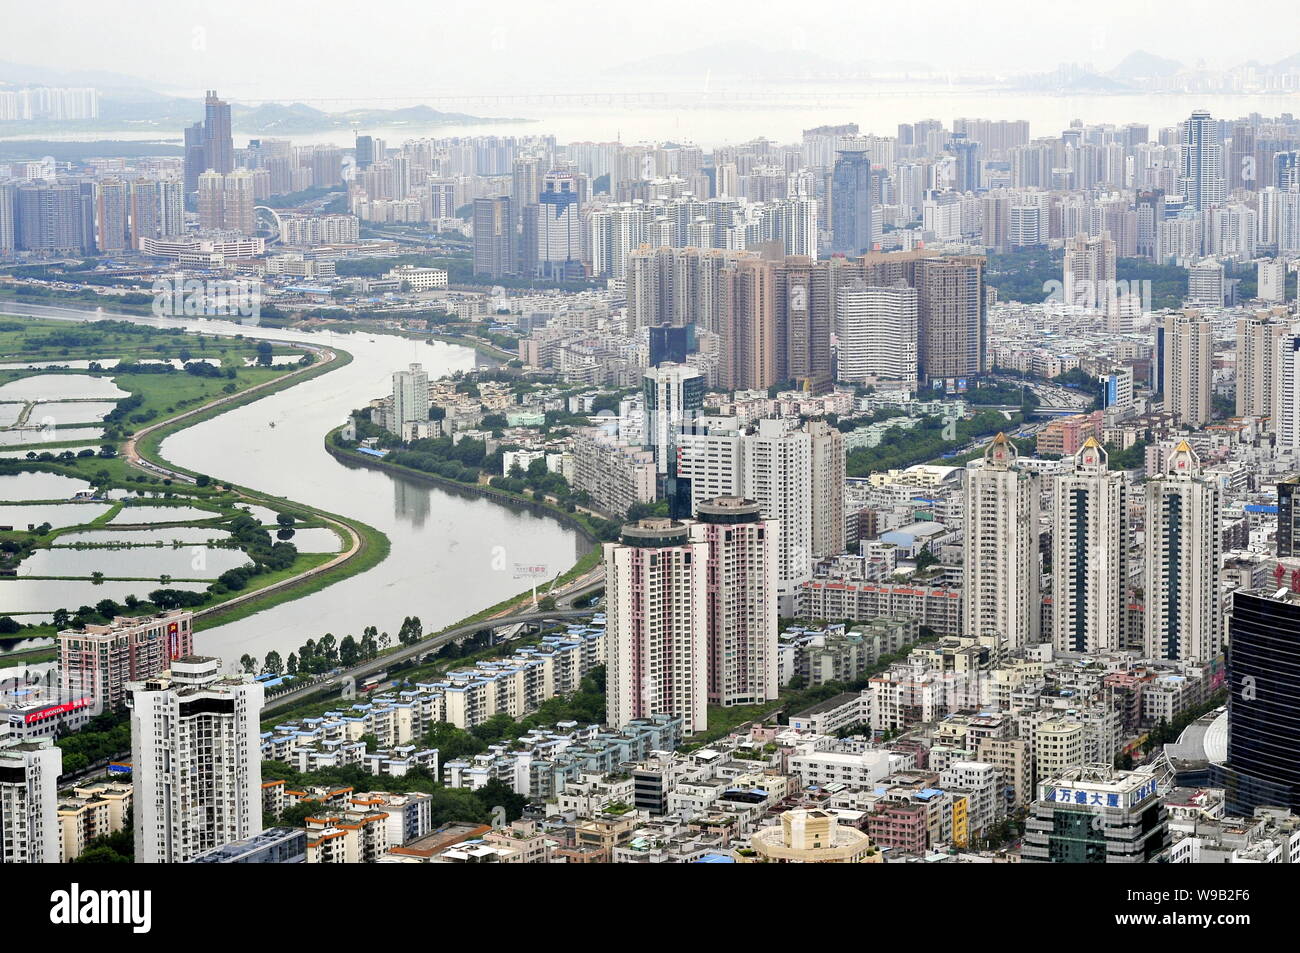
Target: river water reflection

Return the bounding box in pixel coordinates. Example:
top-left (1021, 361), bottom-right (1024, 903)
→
top-left (1, 304), bottom-right (592, 667)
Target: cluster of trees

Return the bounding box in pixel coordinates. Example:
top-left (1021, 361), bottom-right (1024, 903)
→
top-left (396, 616), bottom-right (424, 646)
top-left (50, 587), bottom-right (207, 629)
top-left (984, 250), bottom-right (1189, 311)
top-left (1103, 438), bottom-right (1151, 471)
top-left (74, 823), bottom-right (133, 864)
top-left (250, 617), bottom-right (421, 681)
top-left (489, 456), bottom-right (571, 503)
top-left (55, 710), bottom-right (130, 776)
top-left (966, 380), bottom-right (1042, 409)
top-left (1138, 690), bottom-right (1228, 756)
top-left (210, 514), bottom-right (299, 594)
top-left (15, 321), bottom-right (174, 352)
top-left (272, 625), bottom-right (391, 678)
top-left (261, 761), bottom-right (527, 829)
top-left (846, 409), bottom-right (1023, 477)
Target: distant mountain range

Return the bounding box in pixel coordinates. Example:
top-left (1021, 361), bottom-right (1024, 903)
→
top-left (1010, 65), bottom-right (1133, 93)
top-left (1108, 50), bottom-right (1184, 80)
top-left (0, 60), bottom-right (511, 133)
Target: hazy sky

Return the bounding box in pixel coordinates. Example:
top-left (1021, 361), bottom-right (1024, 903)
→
top-left (6, 0), bottom-right (1299, 100)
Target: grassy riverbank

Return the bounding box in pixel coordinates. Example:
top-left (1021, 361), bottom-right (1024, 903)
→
top-left (0, 320), bottom-right (389, 641)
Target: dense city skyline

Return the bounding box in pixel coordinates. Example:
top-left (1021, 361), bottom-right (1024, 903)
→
top-left (1, 3), bottom-right (1295, 928)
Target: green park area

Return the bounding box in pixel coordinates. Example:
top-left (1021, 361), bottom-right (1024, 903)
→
top-left (0, 317), bottom-right (363, 659)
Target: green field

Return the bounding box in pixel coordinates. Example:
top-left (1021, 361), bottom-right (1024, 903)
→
top-left (0, 317), bottom-right (381, 639)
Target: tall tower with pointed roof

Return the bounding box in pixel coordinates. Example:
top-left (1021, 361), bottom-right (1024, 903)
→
top-left (1143, 441), bottom-right (1222, 661)
top-left (963, 433), bottom-right (1042, 649)
top-left (1052, 438), bottom-right (1128, 654)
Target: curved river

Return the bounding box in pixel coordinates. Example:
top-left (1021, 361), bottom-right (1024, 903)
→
top-left (3, 303), bottom-right (592, 666)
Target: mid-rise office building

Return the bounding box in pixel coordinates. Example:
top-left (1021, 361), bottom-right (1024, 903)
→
top-left (1023, 764), bottom-right (1170, 863)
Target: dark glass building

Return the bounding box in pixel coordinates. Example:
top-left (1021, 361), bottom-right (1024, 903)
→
top-left (1278, 479), bottom-right (1300, 558)
top-left (830, 147), bottom-right (873, 256)
top-left (649, 324), bottom-right (691, 367)
top-left (1214, 588), bottom-right (1300, 815)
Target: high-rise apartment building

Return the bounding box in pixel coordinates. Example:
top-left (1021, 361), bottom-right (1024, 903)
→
top-left (1258, 258), bottom-right (1286, 303)
top-left (0, 181), bottom-right (14, 257)
top-left (59, 610), bottom-right (195, 714)
top-left (128, 178), bottom-right (161, 248)
top-left (14, 181), bottom-right (95, 254)
top-left (771, 256), bottom-right (834, 392)
top-left (963, 434), bottom-right (1041, 649)
top-left (1142, 441), bottom-right (1221, 662)
top-left (1062, 231), bottom-right (1117, 311)
top-left (916, 255), bottom-right (986, 384)
top-left (130, 657), bottom-right (264, 863)
top-left (1235, 310), bottom-right (1290, 424)
top-left (94, 177), bottom-right (129, 253)
top-left (196, 170), bottom-right (255, 234)
top-left (834, 282), bottom-right (919, 385)
top-left (744, 418), bottom-right (813, 606)
top-left (1161, 309), bottom-right (1213, 426)
top-left (692, 497), bottom-right (778, 708)
top-left (390, 363), bottom-right (430, 440)
top-left (159, 179), bottom-right (185, 238)
top-left (806, 418), bottom-right (845, 561)
top-left (0, 738), bottom-right (61, 864)
top-left (604, 520), bottom-right (709, 735)
top-left (720, 257), bottom-right (778, 392)
top-left (472, 196), bottom-right (515, 278)
top-left (1051, 439), bottom-right (1127, 654)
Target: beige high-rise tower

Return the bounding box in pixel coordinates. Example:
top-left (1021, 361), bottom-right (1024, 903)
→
top-left (1162, 310), bottom-right (1213, 427)
top-left (1235, 309), bottom-right (1292, 428)
top-left (963, 433), bottom-right (1041, 649)
top-left (1143, 441), bottom-right (1221, 662)
top-left (604, 519), bottom-right (709, 735)
top-left (1051, 438), bottom-right (1127, 654)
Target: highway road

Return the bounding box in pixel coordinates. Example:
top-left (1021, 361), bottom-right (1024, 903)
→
top-left (262, 603), bottom-right (601, 714)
